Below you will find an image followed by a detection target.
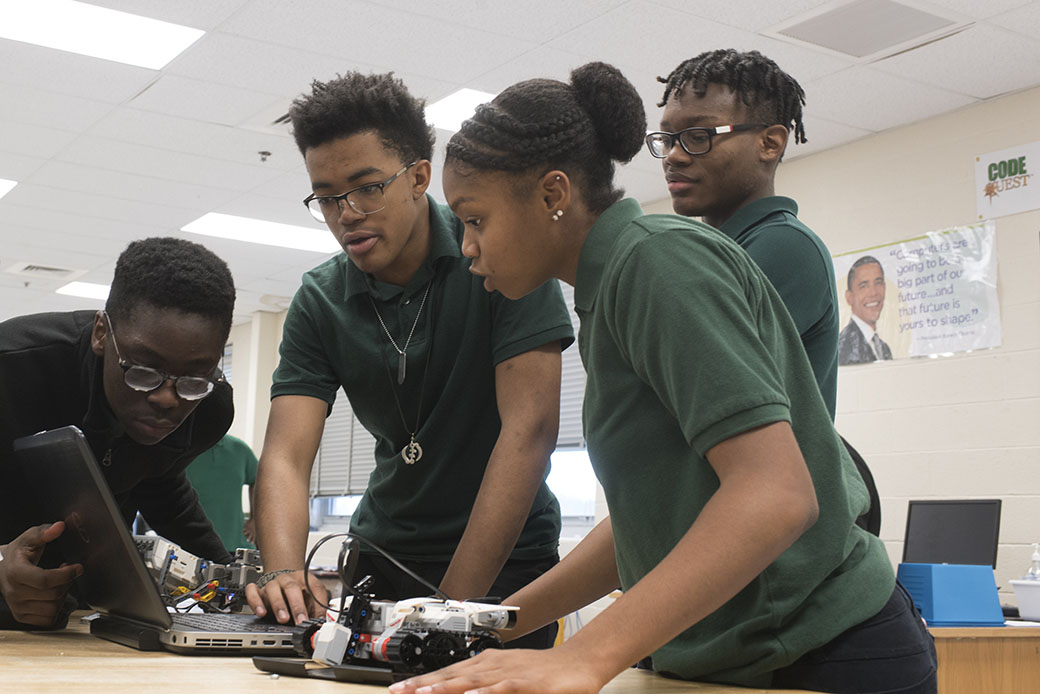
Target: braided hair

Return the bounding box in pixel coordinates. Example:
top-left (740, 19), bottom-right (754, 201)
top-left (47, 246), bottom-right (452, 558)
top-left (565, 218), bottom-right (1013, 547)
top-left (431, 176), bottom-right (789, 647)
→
top-left (288, 72), bottom-right (435, 164)
top-left (658, 49), bottom-right (807, 146)
top-left (107, 237), bottom-right (236, 340)
top-left (445, 62), bottom-right (646, 213)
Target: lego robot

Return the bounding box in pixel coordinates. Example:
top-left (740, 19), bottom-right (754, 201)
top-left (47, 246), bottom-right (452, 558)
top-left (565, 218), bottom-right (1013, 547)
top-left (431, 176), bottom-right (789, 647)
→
top-left (253, 533), bottom-right (518, 683)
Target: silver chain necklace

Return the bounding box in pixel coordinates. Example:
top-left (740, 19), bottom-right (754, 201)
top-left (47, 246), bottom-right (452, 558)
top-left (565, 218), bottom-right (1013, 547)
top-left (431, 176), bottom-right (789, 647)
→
top-left (370, 282), bottom-right (432, 385)
top-left (369, 281), bottom-right (433, 464)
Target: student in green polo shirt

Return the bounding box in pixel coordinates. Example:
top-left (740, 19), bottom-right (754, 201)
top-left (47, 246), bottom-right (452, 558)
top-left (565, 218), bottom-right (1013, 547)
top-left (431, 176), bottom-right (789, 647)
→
top-left (392, 63), bottom-right (935, 694)
top-left (650, 49), bottom-right (839, 420)
top-left (244, 73), bottom-right (574, 650)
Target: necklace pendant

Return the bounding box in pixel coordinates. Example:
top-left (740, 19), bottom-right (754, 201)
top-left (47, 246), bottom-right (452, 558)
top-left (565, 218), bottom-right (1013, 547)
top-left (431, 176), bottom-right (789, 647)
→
top-left (401, 437), bottom-right (423, 465)
top-left (397, 351), bottom-right (406, 384)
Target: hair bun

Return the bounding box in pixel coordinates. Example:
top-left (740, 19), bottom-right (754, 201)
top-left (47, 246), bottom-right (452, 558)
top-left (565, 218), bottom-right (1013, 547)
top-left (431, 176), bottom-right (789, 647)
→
top-left (569, 62), bottom-right (646, 164)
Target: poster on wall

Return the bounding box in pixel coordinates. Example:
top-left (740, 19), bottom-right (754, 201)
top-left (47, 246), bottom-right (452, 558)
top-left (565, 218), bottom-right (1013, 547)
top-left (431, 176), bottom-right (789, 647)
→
top-left (834, 222), bottom-right (1000, 365)
top-left (975, 141), bottom-right (1038, 220)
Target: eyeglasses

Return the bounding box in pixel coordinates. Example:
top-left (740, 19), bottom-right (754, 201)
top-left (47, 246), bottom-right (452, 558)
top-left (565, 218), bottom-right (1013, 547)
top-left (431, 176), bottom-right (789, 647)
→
top-left (644, 124), bottom-right (768, 158)
top-left (103, 312), bottom-right (222, 401)
top-left (303, 161), bottom-right (417, 223)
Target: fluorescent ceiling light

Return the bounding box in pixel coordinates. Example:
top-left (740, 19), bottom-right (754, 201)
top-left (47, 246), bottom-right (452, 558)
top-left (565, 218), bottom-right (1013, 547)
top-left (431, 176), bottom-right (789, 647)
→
top-left (182, 213), bottom-right (341, 254)
top-left (426, 88), bottom-right (496, 132)
top-left (0, 179), bottom-right (16, 199)
top-left (57, 281), bottom-right (110, 300)
top-left (0, 0), bottom-right (204, 70)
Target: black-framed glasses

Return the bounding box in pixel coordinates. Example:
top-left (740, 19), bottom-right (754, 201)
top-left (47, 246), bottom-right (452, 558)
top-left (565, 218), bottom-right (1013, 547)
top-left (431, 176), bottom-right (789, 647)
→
top-left (103, 312), bottom-right (222, 401)
top-left (644, 124), bottom-right (768, 158)
top-left (303, 161), bottom-right (417, 222)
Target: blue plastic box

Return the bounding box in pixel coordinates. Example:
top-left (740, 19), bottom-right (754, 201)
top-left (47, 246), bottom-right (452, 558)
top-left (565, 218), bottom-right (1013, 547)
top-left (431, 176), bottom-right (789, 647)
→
top-left (897, 563), bottom-right (1004, 627)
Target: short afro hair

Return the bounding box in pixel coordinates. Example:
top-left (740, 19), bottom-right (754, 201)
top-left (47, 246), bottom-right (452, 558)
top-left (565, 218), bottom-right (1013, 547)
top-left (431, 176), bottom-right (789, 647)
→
top-left (288, 71), bottom-right (435, 164)
top-left (106, 237), bottom-right (235, 340)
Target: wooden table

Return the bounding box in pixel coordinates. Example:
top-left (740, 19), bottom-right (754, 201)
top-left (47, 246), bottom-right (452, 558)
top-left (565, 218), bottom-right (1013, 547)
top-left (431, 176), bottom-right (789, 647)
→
top-left (0, 612), bottom-right (810, 694)
top-left (931, 626), bottom-right (1040, 694)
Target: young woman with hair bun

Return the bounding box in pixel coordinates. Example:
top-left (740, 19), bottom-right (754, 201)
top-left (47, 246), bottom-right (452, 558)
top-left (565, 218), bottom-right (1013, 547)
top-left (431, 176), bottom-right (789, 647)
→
top-left (391, 62), bottom-right (936, 694)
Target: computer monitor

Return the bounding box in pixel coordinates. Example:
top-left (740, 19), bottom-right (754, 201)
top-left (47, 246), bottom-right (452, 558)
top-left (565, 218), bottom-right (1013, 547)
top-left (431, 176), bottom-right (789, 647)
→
top-left (902, 499), bottom-right (1002, 568)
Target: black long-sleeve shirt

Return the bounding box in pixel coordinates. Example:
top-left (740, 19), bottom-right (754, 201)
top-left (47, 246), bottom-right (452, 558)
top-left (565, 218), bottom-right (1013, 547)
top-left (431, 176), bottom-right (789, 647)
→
top-left (1, 310), bottom-right (234, 628)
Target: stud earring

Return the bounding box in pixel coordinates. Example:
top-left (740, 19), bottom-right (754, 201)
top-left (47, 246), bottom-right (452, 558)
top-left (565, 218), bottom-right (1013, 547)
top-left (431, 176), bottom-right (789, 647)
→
top-left (552, 209), bottom-right (564, 222)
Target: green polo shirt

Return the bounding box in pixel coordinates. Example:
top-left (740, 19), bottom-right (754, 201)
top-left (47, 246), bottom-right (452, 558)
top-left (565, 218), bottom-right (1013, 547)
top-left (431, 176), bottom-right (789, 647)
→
top-left (186, 435), bottom-right (258, 553)
top-left (718, 197), bottom-right (839, 419)
top-left (575, 199), bottom-right (893, 687)
top-left (273, 195), bottom-right (574, 561)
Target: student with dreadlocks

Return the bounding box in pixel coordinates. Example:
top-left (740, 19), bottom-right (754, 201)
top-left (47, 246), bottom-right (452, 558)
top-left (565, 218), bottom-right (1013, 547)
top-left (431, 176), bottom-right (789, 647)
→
top-left (243, 72), bottom-right (573, 650)
top-left (391, 62), bottom-right (936, 694)
top-left (651, 49), bottom-right (839, 420)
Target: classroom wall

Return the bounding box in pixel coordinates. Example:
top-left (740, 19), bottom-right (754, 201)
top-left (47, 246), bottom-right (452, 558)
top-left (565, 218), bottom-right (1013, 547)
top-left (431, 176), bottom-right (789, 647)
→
top-left (713, 85), bottom-right (1038, 602)
top-left (226, 310), bottom-right (285, 454)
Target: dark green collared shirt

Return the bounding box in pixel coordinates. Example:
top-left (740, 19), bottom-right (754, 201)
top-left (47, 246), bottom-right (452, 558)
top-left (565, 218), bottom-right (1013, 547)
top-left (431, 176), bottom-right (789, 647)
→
top-left (273, 196), bottom-right (574, 561)
top-left (575, 199), bottom-right (891, 686)
top-left (718, 197), bottom-right (839, 419)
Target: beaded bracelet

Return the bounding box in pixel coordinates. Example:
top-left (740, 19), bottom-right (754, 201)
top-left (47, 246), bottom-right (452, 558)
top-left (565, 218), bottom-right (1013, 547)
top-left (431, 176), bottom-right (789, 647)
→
top-left (254, 568), bottom-right (300, 589)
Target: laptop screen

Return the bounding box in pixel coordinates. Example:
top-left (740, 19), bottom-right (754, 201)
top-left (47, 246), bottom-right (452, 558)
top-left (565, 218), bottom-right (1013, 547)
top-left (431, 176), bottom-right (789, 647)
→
top-left (902, 499), bottom-right (1002, 568)
top-left (12, 426), bottom-right (173, 628)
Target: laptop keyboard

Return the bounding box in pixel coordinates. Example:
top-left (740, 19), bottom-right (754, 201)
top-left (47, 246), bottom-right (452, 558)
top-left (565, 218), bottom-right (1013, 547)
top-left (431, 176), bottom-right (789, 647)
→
top-left (171, 612), bottom-right (295, 633)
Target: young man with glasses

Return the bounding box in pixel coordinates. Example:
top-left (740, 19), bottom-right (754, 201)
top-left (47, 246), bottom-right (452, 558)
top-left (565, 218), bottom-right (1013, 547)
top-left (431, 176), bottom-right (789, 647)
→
top-left (650, 49), bottom-right (840, 420)
top-left (245, 72), bottom-right (573, 650)
top-left (0, 237), bottom-right (237, 629)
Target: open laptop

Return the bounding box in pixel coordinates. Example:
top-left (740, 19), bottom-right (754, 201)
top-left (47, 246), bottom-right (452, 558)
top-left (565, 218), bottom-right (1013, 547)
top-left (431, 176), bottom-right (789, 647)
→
top-left (12, 425), bottom-right (297, 654)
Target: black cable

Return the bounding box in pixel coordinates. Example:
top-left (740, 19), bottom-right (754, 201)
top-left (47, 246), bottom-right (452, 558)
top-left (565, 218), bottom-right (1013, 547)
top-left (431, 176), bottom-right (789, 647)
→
top-left (302, 531), bottom-right (449, 617)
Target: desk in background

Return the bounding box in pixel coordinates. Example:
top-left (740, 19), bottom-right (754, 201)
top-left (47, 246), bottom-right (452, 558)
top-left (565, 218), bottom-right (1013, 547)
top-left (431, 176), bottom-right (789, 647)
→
top-left (931, 626), bottom-right (1040, 694)
top-left (0, 611), bottom-right (813, 694)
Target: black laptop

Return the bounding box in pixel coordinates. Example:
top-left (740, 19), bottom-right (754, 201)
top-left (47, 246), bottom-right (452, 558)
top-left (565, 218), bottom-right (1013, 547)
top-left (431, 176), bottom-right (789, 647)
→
top-left (12, 425), bottom-right (297, 654)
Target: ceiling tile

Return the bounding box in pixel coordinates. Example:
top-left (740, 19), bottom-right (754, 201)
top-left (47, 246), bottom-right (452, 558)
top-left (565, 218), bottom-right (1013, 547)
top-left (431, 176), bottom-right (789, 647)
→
top-left (0, 151), bottom-right (46, 181)
top-left (0, 83), bottom-right (115, 132)
top-left (58, 136), bottom-right (284, 193)
top-left (0, 39), bottom-right (158, 103)
top-left (988, 2), bottom-right (1040, 40)
top-left (0, 121), bottom-right (79, 159)
top-left (28, 160), bottom-right (230, 210)
top-left (365, 0), bottom-right (630, 42)
top-left (89, 108), bottom-right (301, 172)
top-left (804, 66), bottom-right (976, 131)
top-left (126, 74), bottom-right (287, 126)
top-left (548, 2), bottom-right (757, 76)
top-left (650, 0), bottom-right (830, 32)
top-left (0, 0), bottom-right (1037, 325)
top-left (214, 192), bottom-right (315, 229)
top-left (872, 24), bottom-right (1040, 99)
top-left (920, 0), bottom-right (1035, 21)
top-left (10, 182), bottom-right (204, 229)
top-left (220, 0), bottom-right (536, 83)
top-left (165, 32), bottom-right (380, 99)
top-left (0, 202), bottom-right (168, 244)
top-left (468, 47), bottom-right (604, 94)
top-left (84, 0), bottom-right (251, 30)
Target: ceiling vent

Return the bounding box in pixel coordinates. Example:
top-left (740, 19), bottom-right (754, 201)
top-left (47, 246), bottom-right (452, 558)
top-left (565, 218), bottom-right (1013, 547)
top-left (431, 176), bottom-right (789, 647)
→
top-left (240, 101), bottom-right (293, 137)
top-left (4, 261), bottom-right (86, 281)
top-left (764, 0), bottom-right (972, 62)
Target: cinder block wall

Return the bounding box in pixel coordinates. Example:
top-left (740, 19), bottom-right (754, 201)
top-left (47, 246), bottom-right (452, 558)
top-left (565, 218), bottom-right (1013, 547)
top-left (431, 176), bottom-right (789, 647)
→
top-left (750, 85), bottom-right (1038, 604)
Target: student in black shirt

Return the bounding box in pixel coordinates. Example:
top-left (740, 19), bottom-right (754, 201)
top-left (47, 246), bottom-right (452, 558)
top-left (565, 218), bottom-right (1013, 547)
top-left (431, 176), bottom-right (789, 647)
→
top-left (0, 237), bottom-right (236, 629)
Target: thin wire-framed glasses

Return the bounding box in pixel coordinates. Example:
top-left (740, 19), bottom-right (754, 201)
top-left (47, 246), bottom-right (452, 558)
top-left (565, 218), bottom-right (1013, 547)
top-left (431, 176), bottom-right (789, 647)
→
top-left (644, 124), bottom-right (768, 158)
top-left (303, 161), bottom-right (417, 223)
top-left (103, 311), bottom-right (222, 401)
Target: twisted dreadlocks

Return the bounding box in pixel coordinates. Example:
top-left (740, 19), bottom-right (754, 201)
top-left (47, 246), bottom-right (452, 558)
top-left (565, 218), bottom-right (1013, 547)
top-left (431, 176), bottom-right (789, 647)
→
top-left (658, 49), bottom-right (807, 146)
